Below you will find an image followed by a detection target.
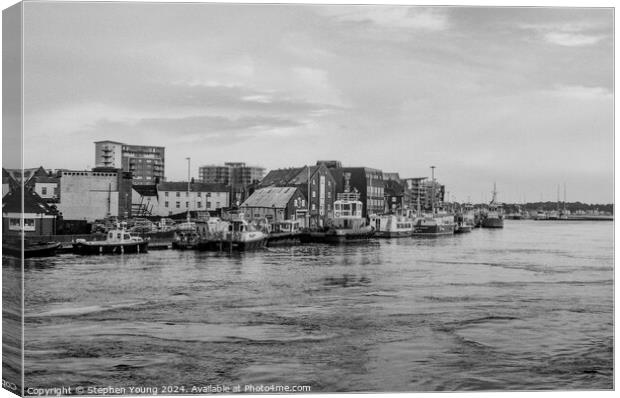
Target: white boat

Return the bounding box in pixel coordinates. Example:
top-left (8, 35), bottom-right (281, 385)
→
top-left (413, 212), bottom-right (455, 235)
top-left (370, 214), bottom-right (414, 238)
top-left (73, 222), bottom-right (148, 254)
top-left (196, 214), bottom-right (267, 251)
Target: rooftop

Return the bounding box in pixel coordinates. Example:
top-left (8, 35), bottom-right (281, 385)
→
top-left (241, 187), bottom-right (301, 209)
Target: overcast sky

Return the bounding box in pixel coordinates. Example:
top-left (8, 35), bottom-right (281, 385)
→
top-left (15, 2), bottom-right (613, 203)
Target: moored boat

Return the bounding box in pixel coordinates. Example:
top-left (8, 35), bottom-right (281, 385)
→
top-left (3, 241), bottom-right (61, 258)
top-left (267, 219), bottom-right (302, 246)
top-left (72, 223), bottom-right (148, 255)
top-left (481, 183), bottom-right (504, 229)
top-left (413, 213), bottom-right (455, 236)
top-left (196, 214), bottom-right (267, 251)
top-left (370, 214), bottom-right (414, 238)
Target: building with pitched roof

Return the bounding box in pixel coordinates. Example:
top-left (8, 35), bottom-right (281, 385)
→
top-left (131, 181), bottom-right (230, 217)
top-left (2, 187), bottom-right (57, 236)
top-left (259, 163), bottom-right (337, 227)
top-left (240, 186), bottom-right (306, 224)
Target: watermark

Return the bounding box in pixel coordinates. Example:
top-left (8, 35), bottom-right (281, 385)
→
top-left (23, 384), bottom-right (312, 395)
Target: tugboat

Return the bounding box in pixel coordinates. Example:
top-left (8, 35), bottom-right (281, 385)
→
top-left (196, 213), bottom-right (267, 251)
top-left (370, 213), bottom-right (414, 238)
top-left (481, 183), bottom-right (504, 228)
top-left (73, 222), bottom-right (148, 255)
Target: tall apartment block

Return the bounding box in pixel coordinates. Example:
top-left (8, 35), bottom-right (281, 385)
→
top-left (94, 141), bottom-right (165, 184)
top-left (199, 162), bottom-right (264, 186)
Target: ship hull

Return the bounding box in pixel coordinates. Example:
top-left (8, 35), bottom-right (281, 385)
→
top-left (413, 224), bottom-right (454, 236)
top-left (266, 232), bottom-right (301, 246)
top-left (374, 230), bottom-right (413, 238)
top-left (481, 218), bottom-right (504, 228)
top-left (72, 241), bottom-right (149, 255)
top-left (454, 225), bottom-right (473, 233)
top-left (196, 238), bottom-right (266, 252)
top-left (3, 242), bottom-right (61, 258)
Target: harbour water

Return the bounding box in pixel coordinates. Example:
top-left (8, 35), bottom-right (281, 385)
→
top-left (10, 220), bottom-right (614, 391)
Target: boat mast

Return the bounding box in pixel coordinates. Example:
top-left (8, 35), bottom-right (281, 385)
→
top-left (186, 157), bottom-right (191, 223)
top-left (430, 166), bottom-right (435, 214)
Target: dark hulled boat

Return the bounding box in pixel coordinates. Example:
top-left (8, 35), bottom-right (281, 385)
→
top-left (195, 215), bottom-right (267, 252)
top-left (481, 183), bottom-right (504, 229)
top-left (72, 223), bottom-right (148, 255)
top-left (267, 220), bottom-right (302, 246)
top-left (3, 241), bottom-right (61, 258)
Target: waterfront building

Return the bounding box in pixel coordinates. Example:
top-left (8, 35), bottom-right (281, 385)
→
top-left (259, 163), bottom-right (337, 228)
top-left (94, 140), bottom-right (165, 184)
top-left (341, 167), bottom-right (385, 217)
top-left (131, 181), bottom-right (230, 217)
top-left (2, 186), bottom-right (57, 236)
top-left (240, 187), bottom-right (307, 224)
top-left (56, 169), bottom-right (133, 222)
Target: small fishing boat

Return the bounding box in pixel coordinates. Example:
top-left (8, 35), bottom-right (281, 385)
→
top-left (196, 214), bottom-right (267, 251)
top-left (454, 204), bottom-right (475, 233)
top-left (413, 213), bottom-right (455, 236)
top-left (73, 222), bottom-right (148, 255)
top-left (267, 219), bottom-right (302, 246)
top-left (481, 183), bottom-right (504, 229)
top-left (369, 214), bottom-right (414, 238)
top-left (171, 221), bottom-right (199, 250)
top-left (2, 240), bottom-right (61, 258)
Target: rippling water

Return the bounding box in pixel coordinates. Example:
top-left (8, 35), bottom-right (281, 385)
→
top-left (10, 220), bottom-right (613, 391)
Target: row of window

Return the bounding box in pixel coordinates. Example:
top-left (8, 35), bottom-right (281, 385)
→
top-left (40, 187), bottom-right (59, 196)
top-left (164, 201), bottom-right (221, 209)
top-left (164, 191), bottom-right (217, 198)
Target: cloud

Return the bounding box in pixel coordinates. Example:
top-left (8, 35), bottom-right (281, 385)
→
top-left (326, 6), bottom-right (449, 31)
top-left (544, 32), bottom-right (606, 47)
top-left (87, 114), bottom-right (303, 139)
top-left (541, 85), bottom-right (612, 100)
top-left (519, 20), bottom-right (608, 47)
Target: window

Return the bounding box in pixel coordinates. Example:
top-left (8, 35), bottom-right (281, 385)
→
top-left (165, 191), bottom-right (169, 197)
top-left (53, 187), bottom-right (58, 196)
top-left (197, 192), bottom-right (202, 197)
top-left (207, 193), bottom-right (211, 198)
top-left (42, 187), bottom-right (47, 195)
top-left (165, 201), bottom-right (169, 208)
top-left (176, 202), bottom-right (180, 208)
top-left (312, 204), bottom-right (316, 211)
top-left (176, 192), bottom-right (180, 197)
top-left (207, 201), bottom-right (212, 208)
top-left (215, 202), bottom-right (220, 208)
top-left (197, 202), bottom-right (202, 208)
top-left (312, 190), bottom-right (316, 198)
top-left (186, 202), bottom-right (189, 208)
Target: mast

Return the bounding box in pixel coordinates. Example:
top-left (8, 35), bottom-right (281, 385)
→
top-left (430, 166), bottom-right (435, 214)
top-left (186, 157), bottom-right (191, 223)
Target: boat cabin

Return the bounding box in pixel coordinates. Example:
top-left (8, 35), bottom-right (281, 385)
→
top-left (272, 219), bottom-right (301, 234)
